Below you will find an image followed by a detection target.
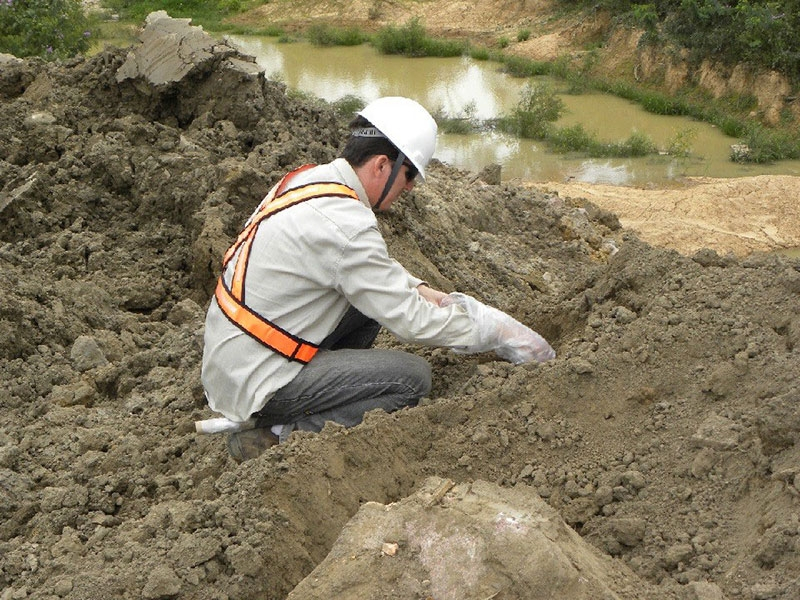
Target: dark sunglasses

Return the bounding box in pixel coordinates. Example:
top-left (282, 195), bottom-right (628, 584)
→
top-left (401, 160), bottom-right (418, 182)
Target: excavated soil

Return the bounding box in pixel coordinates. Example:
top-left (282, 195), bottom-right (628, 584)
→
top-left (2, 17), bottom-right (800, 600)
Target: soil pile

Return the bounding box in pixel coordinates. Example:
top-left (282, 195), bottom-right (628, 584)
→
top-left (2, 14), bottom-right (800, 600)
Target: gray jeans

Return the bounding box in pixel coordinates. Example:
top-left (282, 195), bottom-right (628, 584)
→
top-left (255, 307), bottom-right (432, 440)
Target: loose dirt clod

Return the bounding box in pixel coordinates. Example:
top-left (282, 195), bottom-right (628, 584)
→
top-left (1, 14), bottom-right (799, 600)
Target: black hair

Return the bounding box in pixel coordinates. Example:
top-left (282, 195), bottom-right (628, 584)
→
top-left (339, 115), bottom-right (401, 167)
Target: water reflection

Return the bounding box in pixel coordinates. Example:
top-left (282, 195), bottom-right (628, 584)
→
top-left (227, 35), bottom-right (800, 185)
top-left (230, 36), bottom-right (520, 119)
top-left (574, 161), bottom-right (633, 186)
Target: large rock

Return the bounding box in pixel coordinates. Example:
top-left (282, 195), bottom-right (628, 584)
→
top-left (287, 477), bottom-right (665, 600)
top-left (116, 11), bottom-right (254, 85)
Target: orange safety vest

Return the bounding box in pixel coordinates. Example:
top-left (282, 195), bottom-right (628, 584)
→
top-left (214, 165), bottom-right (360, 363)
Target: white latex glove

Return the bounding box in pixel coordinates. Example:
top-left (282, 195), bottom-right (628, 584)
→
top-left (441, 292), bottom-right (555, 364)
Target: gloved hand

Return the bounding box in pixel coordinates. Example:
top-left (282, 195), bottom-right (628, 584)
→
top-left (440, 292), bottom-right (555, 364)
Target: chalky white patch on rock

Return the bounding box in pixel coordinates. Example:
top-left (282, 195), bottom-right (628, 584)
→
top-left (287, 477), bottom-right (654, 599)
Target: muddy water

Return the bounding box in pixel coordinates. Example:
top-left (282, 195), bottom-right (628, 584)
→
top-left (228, 35), bottom-right (800, 185)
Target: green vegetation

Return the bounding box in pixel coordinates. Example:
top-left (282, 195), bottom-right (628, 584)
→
top-left (548, 125), bottom-right (657, 157)
top-left (434, 101), bottom-right (479, 135)
top-left (372, 17), bottom-right (466, 57)
top-left (739, 121), bottom-right (800, 163)
top-left (667, 127), bottom-right (698, 159)
top-left (496, 83), bottom-right (565, 139)
top-left (306, 23), bottom-right (369, 47)
top-left (495, 83), bottom-right (660, 159)
top-left (0, 0), bottom-right (92, 59)
top-left (11, 0), bottom-right (795, 164)
top-left (561, 0), bottom-right (800, 83)
top-left (329, 94), bottom-right (366, 121)
top-left (102, 0), bottom-right (250, 29)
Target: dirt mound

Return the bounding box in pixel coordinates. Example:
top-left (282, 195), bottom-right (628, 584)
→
top-left (2, 15), bottom-right (800, 600)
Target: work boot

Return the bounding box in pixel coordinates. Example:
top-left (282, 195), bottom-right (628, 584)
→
top-left (227, 428), bottom-right (279, 462)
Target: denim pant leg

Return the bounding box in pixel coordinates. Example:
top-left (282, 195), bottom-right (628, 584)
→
top-left (257, 348), bottom-right (432, 441)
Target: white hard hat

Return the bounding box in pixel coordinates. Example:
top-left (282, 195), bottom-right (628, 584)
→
top-left (358, 97), bottom-right (437, 180)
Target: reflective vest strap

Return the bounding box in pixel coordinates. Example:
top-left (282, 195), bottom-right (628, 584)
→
top-left (222, 165), bottom-right (316, 266)
top-left (214, 278), bottom-right (319, 364)
top-left (215, 177), bottom-right (359, 363)
top-left (226, 182), bottom-right (358, 303)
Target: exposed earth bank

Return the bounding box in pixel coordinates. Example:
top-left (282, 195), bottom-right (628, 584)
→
top-left (2, 13), bottom-right (800, 600)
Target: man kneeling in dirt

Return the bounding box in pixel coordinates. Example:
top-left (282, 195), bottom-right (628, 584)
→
top-left (201, 96), bottom-right (555, 462)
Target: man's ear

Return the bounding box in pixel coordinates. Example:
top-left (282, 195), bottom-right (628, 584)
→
top-left (373, 154), bottom-right (391, 175)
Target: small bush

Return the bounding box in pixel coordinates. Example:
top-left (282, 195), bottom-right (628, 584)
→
top-left (517, 29), bottom-right (531, 42)
top-left (547, 123), bottom-right (594, 153)
top-left (500, 55), bottom-right (551, 78)
top-left (434, 101), bottom-right (479, 135)
top-left (330, 95), bottom-right (365, 121)
top-left (469, 46), bottom-right (490, 61)
top-left (373, 17), bottom-right (465, 57)
top-left (738, 123), bottom-right (800, 163)
top-left (0, 0), bottom-right (91, 59)
top-left (667, 127), bottom-right (697, 158)
top-left (615, 131), bottom-right (657, 157)
top-left (497, 83), bottom-right (565, 139)
top-left (307, 23), bottom-right (368, 47)
top-left (547, 126), bottom-right (657, 158)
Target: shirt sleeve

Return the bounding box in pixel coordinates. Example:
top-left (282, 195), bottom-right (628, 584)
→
top-left (333, 224), bottom-right (480, 348)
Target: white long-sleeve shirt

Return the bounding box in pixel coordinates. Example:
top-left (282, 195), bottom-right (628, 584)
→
top-left (201, 158), bottom-right (479, 421)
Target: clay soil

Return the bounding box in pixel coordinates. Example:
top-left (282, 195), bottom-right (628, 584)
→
top-left (1, 4), bottom-right (800, 600)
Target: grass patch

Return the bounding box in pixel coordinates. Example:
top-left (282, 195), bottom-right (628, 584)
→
top-left (306, 23), bottom-right (369, 47)
top-left (546, 125), bottom-right (657, 158)
top-left (372, 17), bottom-right (466, 57)
top-left (469, 46), bottom-right (490, 61)
top-left (737, 123), bottom-right (800, 163)
top-left (497, 54), bottom-right (552, 78)
top-left (221, 23), bottom-right (287, 37)
top-left (88, 18), bottom-right (140, 54)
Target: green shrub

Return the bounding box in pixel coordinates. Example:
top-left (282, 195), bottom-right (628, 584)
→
top-left (667, 127), bottom-right (697, 158)
top-left (738, 123), bottom-right (800, 163)
top-left (0, 0), bottom-right (91, 59)
top-left (330, 95), bottom-right (365, 121)
top-left (373, 17), bottom-right (466, 57)
top-left (434, 101), bottom-right (479, 135)
top-left (615, 130), bottom-right (657, 157)
top-left (547, 123), bottom-right (594, 153)
top-left (545, 124), bottom-right (656, 157)
top-left (497, 83), bottom-right (565, 139)
top-left (516, 29), bottom-right (531, 42)
top-left (306, 23), bottom-right (368, 47)
top-left (500, 54), bottom-right (551, 78)
top-left (469, 46), bottom-right (490, 61)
